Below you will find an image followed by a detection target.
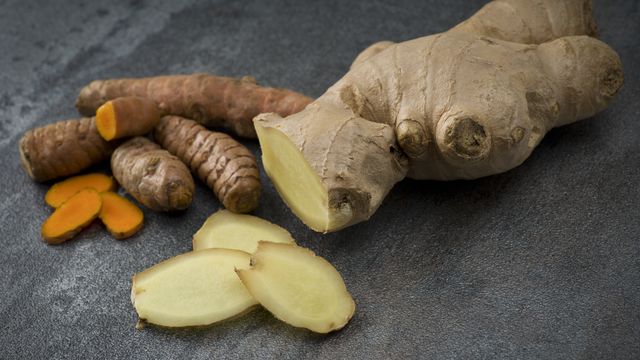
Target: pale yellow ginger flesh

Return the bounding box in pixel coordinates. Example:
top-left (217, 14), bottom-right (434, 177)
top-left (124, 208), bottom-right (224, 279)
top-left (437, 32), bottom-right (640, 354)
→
top-left (193, 209), bottom-right (295, 253)
top-left (254, 123), bottom-right (352, 233)
top-left (131, 248), bottom-right (259, 328)
top-left (236, 241), bottom-right (355, 333)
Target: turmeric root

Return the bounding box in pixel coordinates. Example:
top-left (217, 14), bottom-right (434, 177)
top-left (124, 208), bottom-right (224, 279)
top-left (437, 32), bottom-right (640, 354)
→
top-left (98, 191), bottom-right (144, 239)
top-left (254, 34), bottom-right (624, 233)
top-left (111, 136), bottom-right (194, 212)
top-left (76, 74), bottom-right (314, 139)
top-left (96, 97), bottom-right (163, 141)
top-left (41, 187), bottom-right (103, 244)
top-left (153, 116), bottom-right (261, 214)
top-left (45, 173), bottom-right (118, 208)
top-left (19, 117), bottom-right (120, 183)
top-left (351, 0), bottom-right (600, 69)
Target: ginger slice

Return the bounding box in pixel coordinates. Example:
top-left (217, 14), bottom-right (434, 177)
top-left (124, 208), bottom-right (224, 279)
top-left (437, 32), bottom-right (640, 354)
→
top-left (131, 248), bottom-right (259, 328)
top-left (45, 173), bottom-right (117, 208)
top-left (98, 191), bottom-right (144, 240)
top-left (193, 209), bottom-right (295, 253)
top-left (236, 241), bottom-right (355, 333)
top-left (41, 187), bottom-right (103, 244)
top-left (254, 123), bottom-right (344, 233)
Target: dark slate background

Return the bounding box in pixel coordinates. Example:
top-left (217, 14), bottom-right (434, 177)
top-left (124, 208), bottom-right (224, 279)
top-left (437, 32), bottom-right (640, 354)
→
top-left (1, 0), bottom-right (638, 359)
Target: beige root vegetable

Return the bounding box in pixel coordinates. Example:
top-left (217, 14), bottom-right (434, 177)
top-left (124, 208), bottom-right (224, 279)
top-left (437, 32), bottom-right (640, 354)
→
top-left (18, 117), bottom-right (120, 183)
top-left (41, 187), bottom-right (103, 244)
top-left (153, 116), bottom-right (261, 213)
top-left (351, 0), bottom-right (600, 70)
top-left (131, 248), bottom-right (259, 329)
top-left (193, 209), bottom-right (295, 253)
top-left (111, 136), bottom-right (194, 211)
top-left (98, 191), bottom-right (144, 239)
top-left (254, 34), bottom-right (624, 233)
top-left (95, 96), bottom-right (163, 141)
top-left (236, 241), bottom-right (355, 333)
top-left (76, 74), bottom-right (314, 139)
top-left (45, 173), bottom-right (117, 208)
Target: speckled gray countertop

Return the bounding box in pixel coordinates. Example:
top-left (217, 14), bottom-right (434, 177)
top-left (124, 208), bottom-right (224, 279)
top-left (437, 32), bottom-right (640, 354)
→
top-left (1, 0), bottom-right (639, 359)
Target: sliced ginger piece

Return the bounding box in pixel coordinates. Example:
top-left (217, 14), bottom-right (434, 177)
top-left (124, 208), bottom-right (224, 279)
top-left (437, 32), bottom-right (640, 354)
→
top-left (41, 187), bottom-right (103, 245)
top-left (193, 209), bottom-right (295, 253)
top-left (255, 123), bottom-right (349, 233)
top-left (98, 191), bottom-right (144, 240)
top-left (131, 248), bottom-right (259, 329)
top-left (45, 173), bottom-right (117, 208)
top-left (236, 241), bottom-right (355, 333)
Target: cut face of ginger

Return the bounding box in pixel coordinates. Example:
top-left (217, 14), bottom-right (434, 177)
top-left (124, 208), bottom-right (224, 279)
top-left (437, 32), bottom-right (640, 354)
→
top-left (255, 123), bottom-right (351, 233)
top-left (193, 209), bottom-right (295, 253)
top-left (131, 248), bottom-right (259, 328)
top-left (236, 241), bottom-right (355, 333)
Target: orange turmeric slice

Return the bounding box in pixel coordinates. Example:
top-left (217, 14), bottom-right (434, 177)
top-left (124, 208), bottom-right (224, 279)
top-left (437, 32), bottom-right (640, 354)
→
top-left (96, 97), bottom-right (162, 141)
top-left (41, 187), bottom-right (103, 245)
top-left (45, 173), bottom-right (117, 208)
top-left (98, 191), bottom-right (144, 240)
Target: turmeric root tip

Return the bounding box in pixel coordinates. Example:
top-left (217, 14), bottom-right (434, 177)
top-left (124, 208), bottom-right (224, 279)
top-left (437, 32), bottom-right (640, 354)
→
top-left (96, 97), bottom-right (162, 141)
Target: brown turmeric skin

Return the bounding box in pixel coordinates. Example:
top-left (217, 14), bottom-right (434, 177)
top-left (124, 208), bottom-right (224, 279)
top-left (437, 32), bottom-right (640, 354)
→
top-left (96, 96), bottom-right (163, 141)
top-left (19, 117), bottom-right (120, 183)
top-left (111, 136), bottom-right (195, 212)
top-left (76, 74), bottom-right (314, 139)
top-left (153, 116), bottom-right (261, 214)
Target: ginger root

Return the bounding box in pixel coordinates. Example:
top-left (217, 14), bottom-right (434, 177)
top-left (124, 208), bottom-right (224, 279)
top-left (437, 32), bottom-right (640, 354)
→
top-left (99, 191), bottom-right (144, 239)
top-left (255, 34), bottom-right (624, 233)
top-left (96, 97), bottom-right (163, 141)
top-left (131, 248), bottom-right (259, 328)
top-left (111, 136), bottom-right (194, 212)
top-left (76, 74), bottom-right (314, 139)
top-left (236, 241), bottom-right (355, 333)
top-left (351, 0), bottom-right (600, 70)
top-left (41, 187), bottom-right (103, 245)
top-left (19, 117), bottom-right (120, 183)
top-left (45, 173), bottom-right (117, 208)
top-left (153, 116), bottom-right (261, 214)
top-left (193, 209), bottom-right (295, 253)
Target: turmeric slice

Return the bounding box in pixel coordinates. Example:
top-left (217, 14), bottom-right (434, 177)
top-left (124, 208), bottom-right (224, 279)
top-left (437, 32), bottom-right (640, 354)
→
top-left (41, 187), bottom-right (103, 245)
top-left (45, 173), bottom-right (118, 208)
top-left (96, 97), bottom-right (163, 141)
top-left (99, 191), bottom-right (144, 240)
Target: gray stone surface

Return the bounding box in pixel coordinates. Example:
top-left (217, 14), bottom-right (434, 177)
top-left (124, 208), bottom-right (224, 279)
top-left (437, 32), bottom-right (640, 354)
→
top-left (1, 0), bottom-right (638, 358)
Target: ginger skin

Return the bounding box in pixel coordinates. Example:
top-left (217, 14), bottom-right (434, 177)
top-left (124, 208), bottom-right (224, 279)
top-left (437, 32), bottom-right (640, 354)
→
top-left (255, 34), bottom-right (624, 233)
top-left (41, 187), bottom-right (103, 245)
top-left (19, 118), bottom-right (120, 183)
top-left (351, 0), bottom-right (600, 70)
top-left (76, 74), bottom-right (313, 139)
top-left (111, 136), bottom-right (195, 212)
top-left (153, 116), bottom-right (261, 214)
top-left (96, 97), bottom-right (163, 141)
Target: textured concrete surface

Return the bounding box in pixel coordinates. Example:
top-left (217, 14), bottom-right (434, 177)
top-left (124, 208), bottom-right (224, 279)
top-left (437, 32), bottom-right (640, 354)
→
top-left (1, 0), bottom-right (639, 359)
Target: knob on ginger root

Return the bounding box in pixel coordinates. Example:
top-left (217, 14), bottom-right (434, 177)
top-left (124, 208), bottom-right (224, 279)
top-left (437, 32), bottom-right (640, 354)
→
top-left (111, 136), bottom-right (194, 212)
top-left (254, 34), bottom-right (624, 233)
top-left (153, 116), bottom-right (261, 214)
